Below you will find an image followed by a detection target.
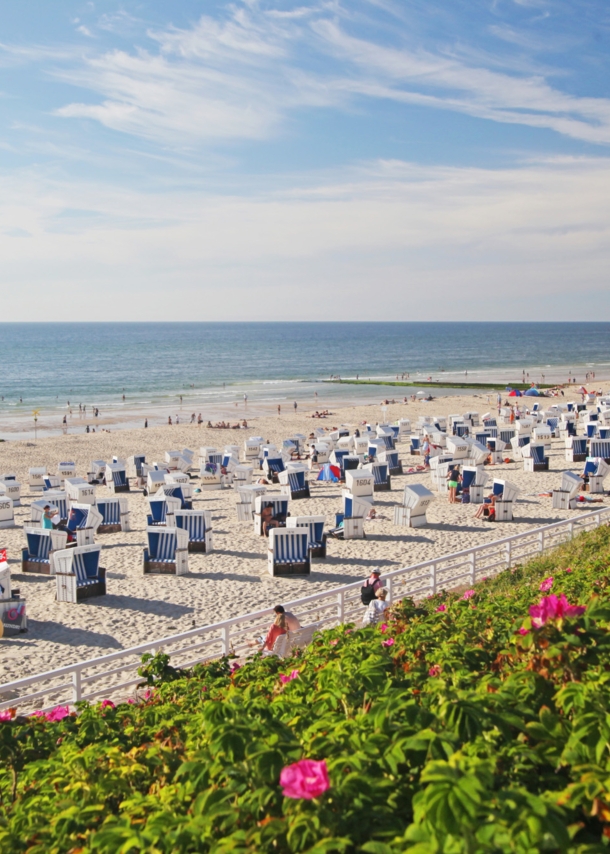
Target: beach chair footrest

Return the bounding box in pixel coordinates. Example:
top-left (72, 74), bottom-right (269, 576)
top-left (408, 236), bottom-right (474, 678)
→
top-left (187, 541), bottom-right (208, 553)
top-left (22, 559), bottom-right (52, 575)
top-left (98, 523), bottom-right (122, 534)
top-left (143, 560), bottom-right (180, 574)
top-left (272, 561), bottom-right (310, 576)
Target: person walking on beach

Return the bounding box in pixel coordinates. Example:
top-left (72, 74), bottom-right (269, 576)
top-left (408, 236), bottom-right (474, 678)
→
top-left (144, 419), bottom-right (148, 428)
top-left (421, 437), bottom-right (431, 469)
top-left (277, 405), bottom-right (281, 416)
top-left (293, 401), bottom-right (297, 412)
top-left (168, 416), bottom-right (172, 426)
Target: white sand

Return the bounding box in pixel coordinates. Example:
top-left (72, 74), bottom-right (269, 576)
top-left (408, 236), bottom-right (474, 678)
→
top-left (0, 394), bottom-right (606, 684)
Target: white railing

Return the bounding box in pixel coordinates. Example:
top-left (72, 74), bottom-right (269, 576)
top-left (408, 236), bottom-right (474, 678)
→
top-left (2, 506), bottom-right (609, 713)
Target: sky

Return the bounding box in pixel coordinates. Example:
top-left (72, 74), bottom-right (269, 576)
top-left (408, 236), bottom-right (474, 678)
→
top-left (0, 0), bottom-right (609, 321)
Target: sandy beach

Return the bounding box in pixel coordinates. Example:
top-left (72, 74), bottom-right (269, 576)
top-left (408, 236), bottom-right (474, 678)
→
top-left (0, 391), bottom-right (608, 686)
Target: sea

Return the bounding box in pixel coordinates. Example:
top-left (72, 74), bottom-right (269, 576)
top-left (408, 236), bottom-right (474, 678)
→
top-left (0, 322), bottom-right (608, 438)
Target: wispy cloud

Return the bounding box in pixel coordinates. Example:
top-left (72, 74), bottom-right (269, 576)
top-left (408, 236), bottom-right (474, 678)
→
top-left (0, 156), bottom-right (608, 320)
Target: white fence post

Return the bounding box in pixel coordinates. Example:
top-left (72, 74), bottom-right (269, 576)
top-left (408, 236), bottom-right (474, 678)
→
top-left (221, 626), bottom-right (230, 656)
top-left (539, 530), bottom-right (545, 554)
top-left (469, 551), bottom-right (476, 585)
top-left (430, 563), bottom-right (437, 595)
top-left (72, 670), bottom-right (82, 704)
top-left (386, 577), bottom-right (393, 605)
top-left (505, 540), bottom-right (512, 570)
top-left (336, 591), bottom-right (345, 622)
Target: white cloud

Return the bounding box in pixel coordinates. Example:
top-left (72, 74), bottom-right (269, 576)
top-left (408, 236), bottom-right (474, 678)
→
top-left (0, 156), bottom-right (607, 320)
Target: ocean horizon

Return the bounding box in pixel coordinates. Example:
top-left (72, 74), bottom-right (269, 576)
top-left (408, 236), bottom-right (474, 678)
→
top-left (1, 321), bottom-right (608, 438)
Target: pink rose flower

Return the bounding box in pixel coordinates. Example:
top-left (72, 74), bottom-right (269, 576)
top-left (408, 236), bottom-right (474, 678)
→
top-left (229, 661), bottom-right (241, 673)
top-left (382, 638), bottom-right (395, 647)
top-left (461, 590), bottom-right (475, 600)
top-left (428, 665), bottom-right (441, 677)
top-left (33, 705), bottom-right (71, 722)
top-left (539, 577), bottom-right (554, 592)
top-left (517, 627), bottom-right (529, 636)
top-left (529, 594), bottom-right (586, 629)
top-left (435, 604), bottom-right (447, 613)
top-left (279, 669), bottom-right (300, 685)
top-left (330, 639), bottom-right (339, 646)
top-left (0, 709), bottom-right (15, 722)
top-left (100, 699), bottom-right (115, 709)
top-left (127, 698), bottom-right (136, 705)
top-left (379, 623), bottom-right (388, 633)
top-left (280, 759), bottom-right (330, 800)
top-left (565, 567), bottom-right (573, 573)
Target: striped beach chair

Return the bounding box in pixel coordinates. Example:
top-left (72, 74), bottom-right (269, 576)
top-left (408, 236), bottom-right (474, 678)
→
top-left (143, 527), bottom-right (189, 575)
top-left (267, 528), bottom-right (310, 576)
top-left (105, 463), bottom-right (130, 494)
top-left (584, 457), bottom-right (609, 494)
top-left (254, 495), bottom-right (291, 536)
top-left (566, 437), bottom-right (587, 463)
top-left (174, 509), bottom-right (213, 553)
top-left (21, 528), bottom-right (68, 574)
top-left (97, 496), bottom-right (131, 533)
top-left (590, 440), bottom-right (610, 464)
top-left (523, 443), bottom-right (548, 472)
top-left (366, 461), bottom-right (391, 492)
top-left (54, 545), bottom-right (106, 603)
top-left (263, 456), bottom-right (285, 483)
top-left (147, 492), bottom-right (182, 526)
top-left (279, 468), bottom-right (310, 500)
top-left (287, 515), bottom-right (327, 558)
top-left (157, 484), bottom-right (192, 509)
top-left (67, 503), bottom-right (103, 546)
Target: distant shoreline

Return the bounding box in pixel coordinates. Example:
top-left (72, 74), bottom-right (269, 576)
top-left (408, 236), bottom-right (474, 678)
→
top-left (324, 379), bottom-right (555, 391)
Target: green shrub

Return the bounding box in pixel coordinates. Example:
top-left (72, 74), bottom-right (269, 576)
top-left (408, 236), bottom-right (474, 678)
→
top-left (2, 526), bottom-right (610, 852)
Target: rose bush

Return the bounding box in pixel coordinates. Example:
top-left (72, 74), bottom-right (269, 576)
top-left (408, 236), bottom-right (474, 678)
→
top-left (1, 526), bottom-right (610, 852)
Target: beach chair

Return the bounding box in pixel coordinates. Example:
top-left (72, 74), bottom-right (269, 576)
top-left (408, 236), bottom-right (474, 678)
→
top-left (351, 437), bottom-right (369, 459)
top-left (367, 439), bottom-right (386, 459)
top-left (235, 484), bottom-right (266, 522)
top-left (56, 462), bottom-right (76, 484)
top-left (43, 475), bottom-right (61, 491)
top-left (31, 492), bottom-right (69, 525)
top-left (87, 460), bottom-right (107, 485)
top-left (146, 469), bottom-right (168, 495)
top-left (279, 466), bottom-right (310, 500)
top-left (147, 492), bottom-right (182, 526)
top-left (461, 438), bottom-right (490, 467)
top-left (310, 442), bottom-right (332, 466)
top-left (199, 462), bottom-right (223, 490)
top-left (29, 467), bottom-right (47, 492)
top-left (268, 528), bottom-right (310, 577)
top-left (65, 478), bottom-right (96, 506)
top-left (254, 495), bottom-right (291, 536)
top-left (0, 495), bottom-right (15, 529)
top-left (492, 479), bottom-right (520, 521)
top-left (143, 527), bottom-right (189, 575)
top-left (156, 483), bottom-right (192, 509)
top-left (552, 472), bottom-right (582, 510)
top-left (565, 437), bottom-right (587, 463)
top-left (446, 437), bottom-right (469, 460)
top-left (127, 454), bottom-right (146, 485)
top-left (546, 417), bottom-right (560, 437)
top-left (165, 470), bottom-right (190, 487)
top-left (174, 509), bottom-right (213, 553)
top-left (379, 450), bottom-right (402, 476)
top-left (105, 463), bottom-right (130, 494)
top-left (21, 528), bottom-right (68, 574)
top-left (533, 426), bottom-right (553, 450)
top-left (96, 496), bottom-right (130, 533)
top-left (55, 544), bottom-right (106, 602)
top-left (331, 449), bottom-right (350, 474)
top-left (410, 436), bottom-right (421, 455)
top-left (461, 466), bottom-right (488, 504)
top-left (584, 458), bottom-right (609, 494)
top-left (244, 438), bottom-right (264, 461)
top-left (287, 515), bottom-right (327, 558)
top-left (364, 461), bottom-right (391, 492)
top-left (397, 419), bottom-right (411, 439)
top-left (523, 443), bottom-right (549, 472)
top-left (376, 430), bottom-right (395, 451)
top-left (233, 464), bottom-right (253, 485)
top-left (590, 440), bottom-right (610, 464)
top-left (395, 484), bottom-right (435, 528)
top-left (453, 422), bottom-right (469, 438)
top-left (345, 469), bottom-right (374, 500)
top-left (67, 503), bottom-right (103, 546)
top-left (342, 455), bottom-right (360, 478)
top-left (0, 477), bottom-right (21, 507)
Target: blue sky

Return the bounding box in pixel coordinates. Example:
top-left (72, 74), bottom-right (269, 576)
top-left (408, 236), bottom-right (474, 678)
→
top-left (1, 0), bottom-right (609, 320)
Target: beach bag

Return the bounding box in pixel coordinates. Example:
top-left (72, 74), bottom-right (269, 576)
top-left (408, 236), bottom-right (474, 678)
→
top-left (361, 582), bottom-right (377, 606)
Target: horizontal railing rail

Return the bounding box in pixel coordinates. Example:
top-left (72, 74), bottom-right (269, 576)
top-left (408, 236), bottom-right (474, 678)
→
top-left (1, 506), bottom-right (608, 713)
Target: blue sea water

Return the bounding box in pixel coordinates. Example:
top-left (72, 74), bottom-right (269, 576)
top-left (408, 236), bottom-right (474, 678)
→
top-left (0, 322), bottom-right (608, 432)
